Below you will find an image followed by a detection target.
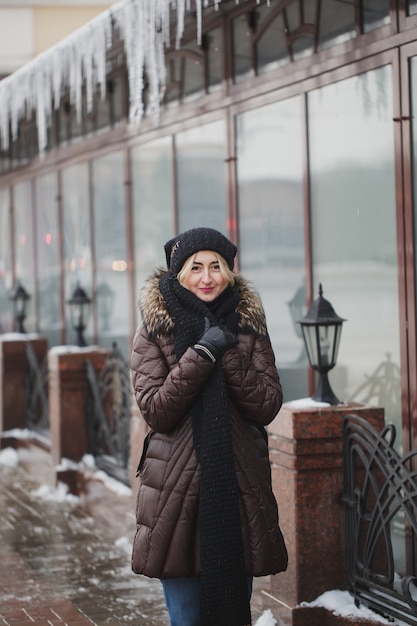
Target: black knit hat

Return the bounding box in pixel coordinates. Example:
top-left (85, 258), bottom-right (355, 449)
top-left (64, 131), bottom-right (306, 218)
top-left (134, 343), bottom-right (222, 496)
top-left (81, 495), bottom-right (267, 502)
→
top-left (164, 227), bottom-right (237, 275)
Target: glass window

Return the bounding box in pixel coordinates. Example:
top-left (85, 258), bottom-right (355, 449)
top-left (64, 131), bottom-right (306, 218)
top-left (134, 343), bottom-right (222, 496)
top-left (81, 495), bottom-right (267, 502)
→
top-left (92, 151), bottom-right (129, 357)
top-left (308, 66), bottom-right (402, 572)
top-left (206, 27), bottom-right (224, 91)
top-left (308, 66), bottom-right (399, 422)
top-left (408, 0), bottom-right (417, 16)
top-left (14, 181), bottom-right (36, 334)
top-left (0, 187), bottom-right (13, 332)
top-left (256, 10), bottom-right (288, 74)
top-left (235, 97), bottom-right (307, 401)
top-left (183, 43), bottom-right (205, 99)
top-left (61, 162), bottom-right (93, 345)
top-left (175, 120), bottom-right (228, 233)
top-left (362, 0), bottom-right (390, 32)
top-left (232, 12), bottom-right (253, 83)
top-left (35, 172), bottom-right (62, 346)
top-left (410, 56), bottom-right (417, 404)
top-left (318, 0), bottom-right (355, 49)
top-left (131, 137), bottom-right (175, 318)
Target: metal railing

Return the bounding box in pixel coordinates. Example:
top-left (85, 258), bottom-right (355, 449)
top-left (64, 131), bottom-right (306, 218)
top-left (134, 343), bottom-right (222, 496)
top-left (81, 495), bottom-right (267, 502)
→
top-left (85, 343), bottom-right (131, 486)
top-left (24, 342), bottom-right (49, 436)
top-left (342, 414), bottom-right (417, 624)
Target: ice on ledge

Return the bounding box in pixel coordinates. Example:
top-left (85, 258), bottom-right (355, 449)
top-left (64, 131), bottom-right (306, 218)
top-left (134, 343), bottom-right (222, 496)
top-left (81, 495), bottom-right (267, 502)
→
top-left (284, 397), bottom-right (331, 409)
top-left (0, 333), bottom-right (40, 341)
top-left (49, 344), bottom-right (102, 354)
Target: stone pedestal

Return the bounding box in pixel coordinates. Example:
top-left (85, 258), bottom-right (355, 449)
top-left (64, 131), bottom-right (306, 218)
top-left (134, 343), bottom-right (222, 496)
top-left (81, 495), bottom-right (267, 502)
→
top-left (263, 402), bottom-right (385, 625)
top-left (0, 335), bottom-right (48, 433)
top-left (48, 347), bottom-right (108, 465)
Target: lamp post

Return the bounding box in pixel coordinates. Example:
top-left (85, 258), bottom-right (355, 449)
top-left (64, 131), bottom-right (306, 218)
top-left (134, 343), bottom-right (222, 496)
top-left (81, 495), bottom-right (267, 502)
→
top-left (10, 282), bottom-right (31, 333)
top-left (67, 282), bottom-right (91, 347)
top-left (297, 283), bottom-right (346, 405)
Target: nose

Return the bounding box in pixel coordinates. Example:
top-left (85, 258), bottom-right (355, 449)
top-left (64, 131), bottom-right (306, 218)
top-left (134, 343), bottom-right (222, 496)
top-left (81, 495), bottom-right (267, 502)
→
top-left (201, 268), bottom-right (212, 283)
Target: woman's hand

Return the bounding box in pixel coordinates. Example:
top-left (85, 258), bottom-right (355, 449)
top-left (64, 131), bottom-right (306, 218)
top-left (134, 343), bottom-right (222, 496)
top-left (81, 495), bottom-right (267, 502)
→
top-left (193, 319), bottom-right (237, 363)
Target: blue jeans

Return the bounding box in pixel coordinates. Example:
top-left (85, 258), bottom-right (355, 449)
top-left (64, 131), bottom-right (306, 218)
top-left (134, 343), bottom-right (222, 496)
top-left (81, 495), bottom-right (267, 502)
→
top-left (161, 577), bottom-right (253, 626)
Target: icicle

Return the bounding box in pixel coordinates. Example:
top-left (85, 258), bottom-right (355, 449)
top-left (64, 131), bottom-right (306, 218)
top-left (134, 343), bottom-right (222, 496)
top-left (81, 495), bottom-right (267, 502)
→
top-left (0, 0), bottom-right (224, 157)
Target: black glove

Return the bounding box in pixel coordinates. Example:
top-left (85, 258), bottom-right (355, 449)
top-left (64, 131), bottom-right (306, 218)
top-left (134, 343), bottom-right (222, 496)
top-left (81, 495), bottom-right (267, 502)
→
top-left (193, 322), bottom-right (238, 363)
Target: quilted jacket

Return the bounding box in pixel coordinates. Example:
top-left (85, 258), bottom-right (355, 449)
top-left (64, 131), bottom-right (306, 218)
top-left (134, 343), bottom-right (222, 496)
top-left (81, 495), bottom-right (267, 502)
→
top-left (130, 270), bottom-right (288, 579)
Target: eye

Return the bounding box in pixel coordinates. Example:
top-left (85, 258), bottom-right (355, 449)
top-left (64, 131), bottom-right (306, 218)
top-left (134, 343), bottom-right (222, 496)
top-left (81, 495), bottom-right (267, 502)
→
top-left (212, 263), bottom-right (220, 271)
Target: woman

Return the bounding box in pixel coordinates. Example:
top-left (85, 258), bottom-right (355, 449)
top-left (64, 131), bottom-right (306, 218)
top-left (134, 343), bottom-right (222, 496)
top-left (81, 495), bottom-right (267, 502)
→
top-left (130, 227), bottom-right (288, 626)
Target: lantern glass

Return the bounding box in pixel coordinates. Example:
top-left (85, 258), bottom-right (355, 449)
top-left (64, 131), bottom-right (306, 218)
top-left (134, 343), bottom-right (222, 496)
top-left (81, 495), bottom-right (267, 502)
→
top-left (301, 323), bottom-right (343, 372)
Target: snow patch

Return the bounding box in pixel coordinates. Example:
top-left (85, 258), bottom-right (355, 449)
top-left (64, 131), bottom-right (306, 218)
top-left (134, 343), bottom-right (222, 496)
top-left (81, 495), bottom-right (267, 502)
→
top-left (31, 481), bottom-right (80, 504)
top-left (0, 447), bottom-right (19, 467)
top-left (0, 333), bottom-right (40, 341)
top-left (48, 344), bottom-right (102, 355)
top-left (94, 469), bottom-right (132, 496)
top-left (284, 397), bottom-right (331, 408)
top-left (115, 536), bottom-right (132, 555)
top-left (301, 590), bottom-right (408, 625)
top-left (254, 609), bottom-right (276, 626)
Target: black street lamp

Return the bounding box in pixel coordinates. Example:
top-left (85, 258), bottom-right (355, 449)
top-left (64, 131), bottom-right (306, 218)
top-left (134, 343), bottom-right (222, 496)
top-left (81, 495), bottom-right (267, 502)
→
top-left (297, 283), bottom-right (346, 405)
top-left (10, 282), bottom-right (31, 333)
top-left (67, 282), bottom-right (91, 347)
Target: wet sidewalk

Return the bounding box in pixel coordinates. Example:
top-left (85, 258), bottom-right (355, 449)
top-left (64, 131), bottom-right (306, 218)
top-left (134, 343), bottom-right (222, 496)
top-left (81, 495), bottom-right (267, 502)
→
top-left (0, 460), bottom-right (168, 626)
top-left (0, 448), bottom-right (268, 626)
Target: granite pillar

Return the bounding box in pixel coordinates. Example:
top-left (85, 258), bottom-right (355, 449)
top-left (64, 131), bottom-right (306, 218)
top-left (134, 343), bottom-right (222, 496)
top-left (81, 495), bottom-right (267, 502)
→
top-left (263, 402), bottom-right (385, 624)
top-left (0, 335), bottom-right (48, 433)
top-left (48, 347), bottom-right (108, 465)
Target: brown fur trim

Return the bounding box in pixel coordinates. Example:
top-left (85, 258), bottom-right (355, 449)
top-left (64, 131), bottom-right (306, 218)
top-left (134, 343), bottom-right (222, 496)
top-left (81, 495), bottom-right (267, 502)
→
top-left (139, 269), bottom-right (268, 338)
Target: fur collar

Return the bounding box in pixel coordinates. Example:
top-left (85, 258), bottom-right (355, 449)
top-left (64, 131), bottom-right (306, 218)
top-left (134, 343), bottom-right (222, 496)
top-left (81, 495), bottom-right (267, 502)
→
top-left (139, 269), bottom-right (268, 338)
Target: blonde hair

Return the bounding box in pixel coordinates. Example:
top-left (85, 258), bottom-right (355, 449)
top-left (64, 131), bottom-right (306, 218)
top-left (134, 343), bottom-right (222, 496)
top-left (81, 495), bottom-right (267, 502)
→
top-left (178, 252), bottom-right (235, 288)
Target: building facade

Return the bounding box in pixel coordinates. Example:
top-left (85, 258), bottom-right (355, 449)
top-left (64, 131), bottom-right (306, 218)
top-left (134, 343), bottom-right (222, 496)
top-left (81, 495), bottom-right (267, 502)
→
top-left (0, 1), bottom-right (115, 77)
top-left (0, 0), bottom-right (416, 580)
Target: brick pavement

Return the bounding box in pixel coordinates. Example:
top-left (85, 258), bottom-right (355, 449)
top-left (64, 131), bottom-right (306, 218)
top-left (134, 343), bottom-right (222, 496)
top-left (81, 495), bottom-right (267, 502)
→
top-left (0, 462), bottom-right (168, 625)
top-left (0, 456), bottom-right (267, 626)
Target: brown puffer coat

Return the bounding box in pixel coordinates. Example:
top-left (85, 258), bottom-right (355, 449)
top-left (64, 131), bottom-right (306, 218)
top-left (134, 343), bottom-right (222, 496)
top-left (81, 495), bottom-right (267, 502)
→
top-left (130, 271), bottom-right (288, 579)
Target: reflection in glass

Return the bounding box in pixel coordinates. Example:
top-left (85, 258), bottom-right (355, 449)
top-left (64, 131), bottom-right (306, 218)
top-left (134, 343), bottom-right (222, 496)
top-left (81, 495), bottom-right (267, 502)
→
top-left (92, 151), bottom-right (129, 357)
top-left (232, 13), bottom-right (253, 82)
top-left (235, 97), bottom-right (307, 400)
top-left (62, 162), bottom-right (92, 344)
top-left (35, 173), bottom-right (62, 346)
top-left (318, 0), bottom-right (355, 49)
top-left (206, 27), bottom-right (224, 91)
top-left (0, 188), bottom-right (12, 332)
top-left (362, 0), bottom-right (390, 32)
top-left (176, 121), bottom-right (228, 233)
top-left (308, 66), bottom-right (404, 572)
top-left (256, 10), bottom-right (288, 74)
top-left (131, 137), bottom-right (175, 320)
top-left (408, 0), bottom-right (417, 16)
top-left (14, 181), bottom-right (36, 333)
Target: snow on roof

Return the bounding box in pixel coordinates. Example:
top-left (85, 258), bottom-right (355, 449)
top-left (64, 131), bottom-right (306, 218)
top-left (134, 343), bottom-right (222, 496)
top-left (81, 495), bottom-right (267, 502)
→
top-left (0, 0), bottom-right (237, 157)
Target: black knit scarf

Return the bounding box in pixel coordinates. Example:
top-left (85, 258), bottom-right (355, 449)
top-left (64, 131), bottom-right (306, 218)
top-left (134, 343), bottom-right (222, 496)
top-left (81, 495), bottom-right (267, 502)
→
top-left (159, 272), bottom-right (252, 626)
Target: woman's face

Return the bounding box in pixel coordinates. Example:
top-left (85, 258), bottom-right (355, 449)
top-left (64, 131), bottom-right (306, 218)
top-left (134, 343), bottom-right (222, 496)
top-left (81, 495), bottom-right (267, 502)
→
top-left (182, 250), bottom-right (228, 302)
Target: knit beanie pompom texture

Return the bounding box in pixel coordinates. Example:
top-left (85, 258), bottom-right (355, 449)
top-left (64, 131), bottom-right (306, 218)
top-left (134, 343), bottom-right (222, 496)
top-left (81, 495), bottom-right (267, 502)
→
top-left (164, 227), bottom-right (237, 275)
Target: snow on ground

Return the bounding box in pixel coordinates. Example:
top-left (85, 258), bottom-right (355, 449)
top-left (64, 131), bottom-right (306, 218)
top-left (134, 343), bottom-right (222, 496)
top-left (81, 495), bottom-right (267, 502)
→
top-left (1, 439), bottom-right (410, 626)
top-left (254, 609), bottom-right (276, 625)
top-left (301, 590), bottom-right (408, 625)
top-left (0, 446), bottom-right (19, 467)
top-left (31, 481), bottom-right (80, 504)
